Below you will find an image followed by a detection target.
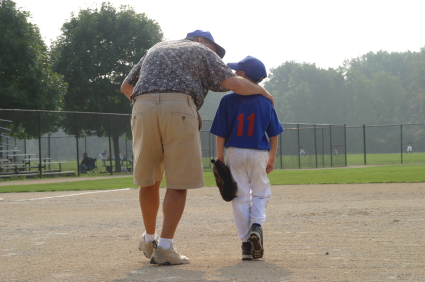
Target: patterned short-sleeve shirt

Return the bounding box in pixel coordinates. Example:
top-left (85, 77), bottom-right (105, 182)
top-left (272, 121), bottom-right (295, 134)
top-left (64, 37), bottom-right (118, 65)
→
top-left (125, 39), bottom-right (236, 110)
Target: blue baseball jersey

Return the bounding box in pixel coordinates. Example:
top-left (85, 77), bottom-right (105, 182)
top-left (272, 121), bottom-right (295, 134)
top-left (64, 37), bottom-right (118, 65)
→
top-left (210, 93), bottom-right (284, 151)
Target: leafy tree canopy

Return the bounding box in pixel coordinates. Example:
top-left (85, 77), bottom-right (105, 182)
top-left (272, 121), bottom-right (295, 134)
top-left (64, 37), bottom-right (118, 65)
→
top-left (264, 48), bottom-right (425, 126)
top-left (50, 1), bottom-right (163, 115)
top-left (0, 0), bottom-right (66, 138)
top-left (50, 1), bottom-right (163, 170)
top-left (264, 62), bottom-right (344, 124)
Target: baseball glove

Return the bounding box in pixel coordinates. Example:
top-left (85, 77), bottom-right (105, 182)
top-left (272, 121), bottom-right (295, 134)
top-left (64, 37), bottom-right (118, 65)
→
top-left (211, 159), bottom-right (237, 202)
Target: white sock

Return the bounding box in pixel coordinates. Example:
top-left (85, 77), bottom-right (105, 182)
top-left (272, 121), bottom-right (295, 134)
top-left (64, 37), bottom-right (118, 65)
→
top-left (144, 232), bottom-right (157, 242)
top-left (158, 238), bottom-right (173, 250)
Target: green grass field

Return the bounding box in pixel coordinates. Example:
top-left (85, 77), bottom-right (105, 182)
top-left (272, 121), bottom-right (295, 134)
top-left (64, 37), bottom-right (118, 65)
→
top-left (38, 152), bottom-right (425, 173)
top-left (1, 164), bottom-right (424, 193)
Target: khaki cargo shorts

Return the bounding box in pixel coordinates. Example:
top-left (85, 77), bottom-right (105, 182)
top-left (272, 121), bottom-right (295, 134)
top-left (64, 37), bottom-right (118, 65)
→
top-left (131, 93), bottom-right (204, 189)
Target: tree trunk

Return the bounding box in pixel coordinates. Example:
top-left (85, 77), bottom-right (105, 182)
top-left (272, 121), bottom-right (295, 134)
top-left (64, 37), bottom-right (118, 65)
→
top-left (112, 134), bottom-right (121, 172)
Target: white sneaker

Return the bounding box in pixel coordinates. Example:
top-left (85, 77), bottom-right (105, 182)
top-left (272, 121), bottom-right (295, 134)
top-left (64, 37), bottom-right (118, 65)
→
top-left (150, 243), bottom-right (189, 265)
top-left (138, 234), bottom-right (157, 259)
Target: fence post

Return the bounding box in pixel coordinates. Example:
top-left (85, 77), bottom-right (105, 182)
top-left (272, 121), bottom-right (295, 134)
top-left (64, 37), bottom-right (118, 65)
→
top-left (279, 131), bottom-right (283, 169)
top-left (75, 114), bottom-right (80, 176)
top-left (0, 119), bottom-right (2, 159)
top-left (322, 127), bottom-right (325, 167)
top-left (48, 133), bottom-right (51, 170)
top-left (38, 112), bottom-right (42, 178)
top-left (363, 123), bottom-right (366, 165)
top-left (297, 124), bottom-right (301, 169)
top-left (344, 124), bottom-right (347, 167)
top-left (212, 132), bottom-right (217, 161)
top-left (400, 124), bottom-right (403, 164)
top-left (108, 115), bottom-right (113, 175)
top-left (330, 125), bottom-right (333, 167)
top-left (209, 133), bottom-right (212, 167)
top-left (314, 124), bottom-right (317, 168)
top-left (123, 136), bottom-right (128, 169)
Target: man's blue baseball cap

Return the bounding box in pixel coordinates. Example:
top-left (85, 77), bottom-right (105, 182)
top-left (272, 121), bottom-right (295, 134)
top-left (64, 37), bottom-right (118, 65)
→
top-left (227, 56), bottom-right (267, 83)
top-left (186, 30), bottom-right (226, 59)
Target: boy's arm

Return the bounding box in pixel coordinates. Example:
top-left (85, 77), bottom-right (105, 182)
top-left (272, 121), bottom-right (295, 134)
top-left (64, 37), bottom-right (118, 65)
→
top-left (216, 136), bottom-right (225, 163)
top-left (267, 135), bottom-right (278, 174)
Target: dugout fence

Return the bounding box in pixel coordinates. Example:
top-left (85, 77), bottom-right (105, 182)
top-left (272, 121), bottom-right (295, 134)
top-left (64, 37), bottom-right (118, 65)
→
top-left (1, 109), bottom-right (424, 179)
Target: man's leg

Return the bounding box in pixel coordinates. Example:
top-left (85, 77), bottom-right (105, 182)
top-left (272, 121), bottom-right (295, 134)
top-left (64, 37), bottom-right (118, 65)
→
top-left (149, 188), bottom-right (190, 265)
top-left (138, 181), bottom-right (160, 259)
top-left (161, 188), bottom-right (187, 239)
top-left (139, 181), bottom-right (161, 235)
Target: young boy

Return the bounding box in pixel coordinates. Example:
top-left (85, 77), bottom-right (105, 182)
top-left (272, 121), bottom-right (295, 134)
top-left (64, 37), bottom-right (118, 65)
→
top-left (210, 56), bottom-right (284, 260)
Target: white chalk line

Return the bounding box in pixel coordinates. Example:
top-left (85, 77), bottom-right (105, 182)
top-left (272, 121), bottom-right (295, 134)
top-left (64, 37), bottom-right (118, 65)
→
top-left (16, 188), bottom-right (131, 202)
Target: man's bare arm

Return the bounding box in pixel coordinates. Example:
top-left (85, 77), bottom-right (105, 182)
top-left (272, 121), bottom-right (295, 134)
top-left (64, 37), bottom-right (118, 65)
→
top-left (220, 76), bottom-right (274, 106)
top-left (121, 81), bottom-right (134, 100)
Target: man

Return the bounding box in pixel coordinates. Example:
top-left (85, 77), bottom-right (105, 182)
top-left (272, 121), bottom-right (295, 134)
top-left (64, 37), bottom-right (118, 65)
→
top-left (79, 153), bottom-right (90, 174)
top-left (121, 30), bottom-right (274, 266)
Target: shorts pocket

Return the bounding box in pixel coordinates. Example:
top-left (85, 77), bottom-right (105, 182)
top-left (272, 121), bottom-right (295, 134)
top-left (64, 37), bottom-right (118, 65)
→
top-left (132, 101), bottom-right (144, 117)
top-left (171, 112), bottom-right (195, 119)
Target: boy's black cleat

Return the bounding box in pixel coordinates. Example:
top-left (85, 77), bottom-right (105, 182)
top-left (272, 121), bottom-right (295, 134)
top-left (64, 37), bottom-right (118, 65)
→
top-left (241, 242), bottom-right (252, 260)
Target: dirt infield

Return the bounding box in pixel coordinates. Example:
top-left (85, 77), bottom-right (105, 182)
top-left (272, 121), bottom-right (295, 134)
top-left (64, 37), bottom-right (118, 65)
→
top-left (1, 183), bottom-right (424, 281)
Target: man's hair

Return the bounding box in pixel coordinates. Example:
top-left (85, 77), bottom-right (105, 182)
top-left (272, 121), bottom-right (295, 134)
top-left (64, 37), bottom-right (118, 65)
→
top-left (187, 36), bottom-right (214, 45)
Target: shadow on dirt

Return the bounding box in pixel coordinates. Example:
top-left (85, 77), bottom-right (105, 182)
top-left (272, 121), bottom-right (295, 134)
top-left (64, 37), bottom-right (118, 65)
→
top-left (113, 260), bottom-right (291, 281)
top-left (112, 262), bottom-right (205, 282)
top-left (217, 260), bottom-right (291, 281)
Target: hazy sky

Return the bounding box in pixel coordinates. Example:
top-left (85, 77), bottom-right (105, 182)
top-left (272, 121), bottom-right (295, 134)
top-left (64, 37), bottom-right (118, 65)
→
top-left (15, 0), bottom-right (425, 72)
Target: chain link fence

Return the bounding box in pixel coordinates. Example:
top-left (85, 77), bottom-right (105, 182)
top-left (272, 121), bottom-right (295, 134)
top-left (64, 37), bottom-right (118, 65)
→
top-left (1, 109), bottom-right (424, 179)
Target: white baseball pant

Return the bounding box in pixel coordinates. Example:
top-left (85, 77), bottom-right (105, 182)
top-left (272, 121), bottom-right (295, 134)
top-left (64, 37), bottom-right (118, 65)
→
top-left (226, 147), bottom-right (271, 241)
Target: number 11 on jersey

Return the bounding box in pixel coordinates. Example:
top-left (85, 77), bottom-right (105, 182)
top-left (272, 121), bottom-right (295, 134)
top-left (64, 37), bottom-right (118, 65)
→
top-left (237, 113), bottom-right (255, 137)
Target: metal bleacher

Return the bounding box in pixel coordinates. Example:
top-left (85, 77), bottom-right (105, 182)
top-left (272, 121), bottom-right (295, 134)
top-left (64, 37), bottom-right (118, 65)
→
top-left (0, 119), bottom-right (75, 178)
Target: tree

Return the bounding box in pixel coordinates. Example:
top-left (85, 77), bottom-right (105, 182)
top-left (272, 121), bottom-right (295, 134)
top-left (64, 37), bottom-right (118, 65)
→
top-left (341, 49), bottom-right (424, 124)
top-left (0, 0), bottom-right (66, 138)
top-left (199, 91), bottom-right (228, 120)
top-left (409, 47), bottom-right (425, 123)
top-left (50, 2), bottom-right (163, 171)
top-left (264, 62), bottom-right (344, 124)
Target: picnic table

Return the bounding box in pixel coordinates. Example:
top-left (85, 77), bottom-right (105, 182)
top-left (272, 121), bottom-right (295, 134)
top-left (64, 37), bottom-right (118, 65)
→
top-left (35, 161), bottom-right (67, 173)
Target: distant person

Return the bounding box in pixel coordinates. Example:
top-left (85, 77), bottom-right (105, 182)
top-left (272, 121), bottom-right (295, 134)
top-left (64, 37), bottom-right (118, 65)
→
top-left (334, 147), bottom-right (338, 155)
top-left (407, 140), bottom-right (413, 153)
top-left (210, 56), bottom-right (284, 261)
top-left (99, 150), bottom-right (107, 165)
top-left (79, 153), bottom-right (90, 174)
top-left (299, 144), bottom-right (306, 156)
top-left (98, 153), bottom-right (105, 165)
